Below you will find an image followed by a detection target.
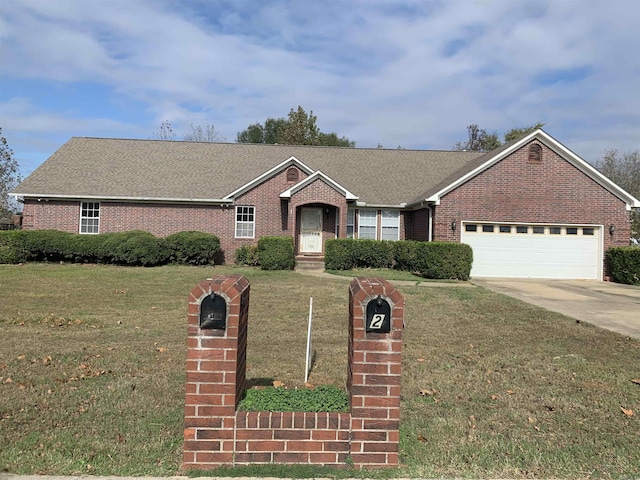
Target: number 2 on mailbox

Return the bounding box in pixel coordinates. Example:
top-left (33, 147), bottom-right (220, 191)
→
top-left (365, 295), bottom-right (391, 333)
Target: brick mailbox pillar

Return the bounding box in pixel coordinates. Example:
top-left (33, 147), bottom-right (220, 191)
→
top-left (348, 277), bottom-right (404, 468)
top-left (183, 275), bottom-right (250, 469)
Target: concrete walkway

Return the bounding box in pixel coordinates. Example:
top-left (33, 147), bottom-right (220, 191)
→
top-left (472, 278), bottom-right (640, 339)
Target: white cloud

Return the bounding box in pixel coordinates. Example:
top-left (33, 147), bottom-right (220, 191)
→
top-left (1, 0), bottom-right (640, 175)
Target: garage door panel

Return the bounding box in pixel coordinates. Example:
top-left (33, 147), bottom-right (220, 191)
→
top-left (462, 224), bottom-right (600, 279)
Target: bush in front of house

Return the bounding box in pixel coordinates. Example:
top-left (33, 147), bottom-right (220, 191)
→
top-left (13, 229), bottom-right (75, 262)
top-left (324, 239), bottom-right (394, 270)
top-left (109, 230), bottom-right (171, 266)
top-left (392, 240), bottom-right (422, 272)
top-left (414, 241), bottom-right (473, 281)
top-left (324, 239), bottom-right (357, 270)
top-left (0, 230), bottom-right (28, 264)
top-left (257, 236), bottom-right (295, 270)
top-left (0, 229), bottom-right (172, 266)
top-left (165, 231), bottom-right (221, 265)
top-left (606, 246), bottom-right (640, 285)
top-left (325, 238), bottom-right (473, 280)
top-left (234, 244), bottom-right (259, 266)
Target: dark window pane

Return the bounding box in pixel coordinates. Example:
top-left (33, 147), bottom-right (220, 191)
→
top-left (516, 226), bottom-right (528, 234)
top-left (482, 225), bottom-right (494, 233)
top-left (465, 224), bottom-right (477, 232)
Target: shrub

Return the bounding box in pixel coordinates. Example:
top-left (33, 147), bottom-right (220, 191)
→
top-left (324, 239), bottom-right (356, 270)
top-left (324, 239), bottom-right (393, 270)
top-left (257, 236), bottom-right (295, 270)
top-left (392, 240), bottom-right (421, 272)
top-left (17, 229), bottom-right (76, 262)
top-left (110, 231), bottom-right (170, 266)
top-left (0, 230), bottom-right (27, 264)
top-left (606, 246), bottom-right (640, 285)
top-left (165, 231), bottom-right (221, 265)
top-left (238, 385), bottom-right (349, 412)
top-left (415, 242), bottom-right (473, 281)
top-left (352, 239), bottom-right (394, 269)
top-left (235, 244), bottom-right (259, 266)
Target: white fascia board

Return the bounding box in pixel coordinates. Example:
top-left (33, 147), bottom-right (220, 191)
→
top-left (537, 133), bottom-right (640, 208)
top-left (224, 155), bottom-right (315, 200)
top-left (280, 170), bottom-right (358, 201)
top-left (12, 193), bottom-right (233, 204)
top-left (354, 202), bottom-right (407, 208)
top-left (426, 129), bottom-right (640, 208)
top-left (426, 130), bottom-right (542, 204)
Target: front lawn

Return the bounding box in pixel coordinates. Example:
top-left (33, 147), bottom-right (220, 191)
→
top-left (0, 264), bottom-right (638, 478)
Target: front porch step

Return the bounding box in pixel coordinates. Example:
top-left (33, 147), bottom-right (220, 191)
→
top-left (295, 255), bottom-right (325, 271)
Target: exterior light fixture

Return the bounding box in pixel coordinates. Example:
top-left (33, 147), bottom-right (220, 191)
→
top-left (451, 220), bottom-right (457, 232)
top-left (609, 224), bottom-right (615, 235)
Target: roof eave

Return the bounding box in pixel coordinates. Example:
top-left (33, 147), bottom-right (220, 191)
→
top-left (280, 170), bottom-right (359, 201)
top-left (426, 129), bottom-right (640, 209)
top-left (12, 193), bottom-right (233, 204)
top-left (224, 155), bottom-right (315, 200)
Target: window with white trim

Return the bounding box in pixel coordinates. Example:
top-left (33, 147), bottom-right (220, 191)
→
top-left (346, 209), bottom-right (355, 239)
top-left (381, 210), bottom-right (400, 241)
top-left (80, 202), bottom-right (100, 234)
top-left (358, 209), bottom-right (377, 240)
top-left (235, 206), bottom-right (255, 238)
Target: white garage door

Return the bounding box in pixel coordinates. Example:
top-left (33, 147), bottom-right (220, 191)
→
top-left (461, 223), bottom-right (601, 279)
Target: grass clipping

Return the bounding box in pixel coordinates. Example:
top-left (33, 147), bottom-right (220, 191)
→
top-left (238, 385), bottom-right (349, 412)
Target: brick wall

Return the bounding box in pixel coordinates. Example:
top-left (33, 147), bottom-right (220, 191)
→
top-left (184, 275), bottom-right (403, 470)
top-left (431, 142), bottom-right (631, 275)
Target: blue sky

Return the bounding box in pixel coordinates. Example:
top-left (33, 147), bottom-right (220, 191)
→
top-left (1, 0), bottom-right (640, 177)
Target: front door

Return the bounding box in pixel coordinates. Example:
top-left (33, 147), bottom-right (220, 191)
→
top-left (300, 208), bottom-right (323, 253)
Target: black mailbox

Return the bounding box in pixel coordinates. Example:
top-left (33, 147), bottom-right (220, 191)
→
top-left (365, 295), bottom-right (391, 333)
top-left (199, 293), bottom-right (226, 330)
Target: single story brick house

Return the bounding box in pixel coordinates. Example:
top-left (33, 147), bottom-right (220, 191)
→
top-left (12, 129), bottom-right (639, 279)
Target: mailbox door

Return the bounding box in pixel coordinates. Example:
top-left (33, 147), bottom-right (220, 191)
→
top-left (365, 297), bottom-right (391, 333)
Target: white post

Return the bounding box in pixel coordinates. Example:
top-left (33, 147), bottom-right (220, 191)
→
top-left (304, 297), bottom-right (313, 383)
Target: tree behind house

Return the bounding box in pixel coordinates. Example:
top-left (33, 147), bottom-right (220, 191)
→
top-left (597, 149), bottom-right (640, 240)
top-left (453, 122), bottom-right (544, 152)
top-left (237, 106), bottom-right (355, 147)
top-left (0, 127), bottom-right (22, 220)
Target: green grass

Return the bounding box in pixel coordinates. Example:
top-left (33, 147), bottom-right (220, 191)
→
top-left (325, 267), bottom-right (460, 283)
top-left (1, 263), bottom-right (639, 478)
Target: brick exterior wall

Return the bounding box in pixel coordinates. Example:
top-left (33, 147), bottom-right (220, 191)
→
top-left (22, 199), bottom-right (80, 232)
top-left (184, 275), bottom-right (403, 470)
top-left (429, 142), bottom-right (631, 277)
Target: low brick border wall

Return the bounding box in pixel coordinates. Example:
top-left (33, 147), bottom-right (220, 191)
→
top-left (183, 275), bottom-right (404, 470)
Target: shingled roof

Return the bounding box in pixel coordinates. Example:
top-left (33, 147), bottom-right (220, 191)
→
top-left (13, 138), bottom-right (482, 206)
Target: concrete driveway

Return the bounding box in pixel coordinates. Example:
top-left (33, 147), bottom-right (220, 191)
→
top-left (472, 278), bottom-right (640, 339)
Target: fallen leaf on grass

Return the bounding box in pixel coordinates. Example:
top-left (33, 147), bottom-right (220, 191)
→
top-left (620, 406), bottom-right (634, 417)
top-left (491, 395), bottom-right (499, 400)
top-left (419, 388), bottom-right (436, 396)
top-left (272, 380), bottom-right (285, 388)
top-left (17, 355), bottom-right (25, 360)
top-left (3, 377), bottom-right (13, 384)
top-left (417, 358), bottom-right (425, 363)
top-left (631, 379), bottom-right (640, 386)
top-left (506, 389), bottom-right (515, 395)
top-left (155, 347), bottom-right (167, 353)
top-left (304, 382), bottom-right (315, 389)
top-left (417, 434), bottom-right (427, 443)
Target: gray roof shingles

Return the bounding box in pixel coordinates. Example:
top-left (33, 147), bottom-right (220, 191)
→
top-left (14, 137), bottom-right (484, 206)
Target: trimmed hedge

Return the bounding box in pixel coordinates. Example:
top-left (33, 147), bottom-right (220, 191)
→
top-left (0, 230), bottom-right (28, 264)
top-left (414, 241), bottom-right (473, 281)
top-left (165, 231), bottom-right (221, 265)
top-left (234, 244), bottom-right (259, 266)
top-left (257, 236), bottom-right (295, 270)
top-left (606, 246), bottom-right (640, 285)
top-left (0, 229), bottom-right (222, 267)
top-left (325, 238), bottom-right (473, 280)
